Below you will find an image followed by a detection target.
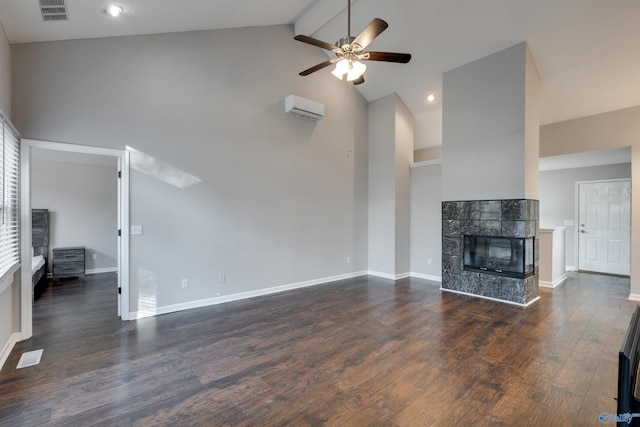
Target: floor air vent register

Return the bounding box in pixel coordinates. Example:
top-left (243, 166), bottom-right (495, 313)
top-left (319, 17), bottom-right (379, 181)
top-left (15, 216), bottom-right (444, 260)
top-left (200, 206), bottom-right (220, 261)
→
top-left (16, 349), bottom-right (44, 369)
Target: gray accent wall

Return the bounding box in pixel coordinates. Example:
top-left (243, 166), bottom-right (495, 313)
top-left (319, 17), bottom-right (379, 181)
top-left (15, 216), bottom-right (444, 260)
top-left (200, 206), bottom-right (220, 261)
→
top-left (12, 25), bottom-right (369, 315)
top-left (442, 42), bottom-right (539, 201)
top-left (31, 154), bottom-right (118, 272)
top-left (539, 163), bottom-right (631, 269)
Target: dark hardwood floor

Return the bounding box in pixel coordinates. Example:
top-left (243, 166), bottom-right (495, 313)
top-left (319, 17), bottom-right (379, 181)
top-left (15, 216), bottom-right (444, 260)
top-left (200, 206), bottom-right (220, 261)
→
top-left (0, 272), bottom-right (634, 426)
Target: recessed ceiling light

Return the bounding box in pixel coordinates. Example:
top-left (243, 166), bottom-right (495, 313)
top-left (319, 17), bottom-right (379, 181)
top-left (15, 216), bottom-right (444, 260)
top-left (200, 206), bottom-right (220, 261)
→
top-left (103, 5), bottom-right (124, 17)
top-left (426, 93), bottom-right (436, 103)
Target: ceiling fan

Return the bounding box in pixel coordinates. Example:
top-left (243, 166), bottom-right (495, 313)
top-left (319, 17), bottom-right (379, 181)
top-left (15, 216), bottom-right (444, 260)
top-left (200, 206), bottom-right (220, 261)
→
top-left (294, 0), bottom-right (412, 85)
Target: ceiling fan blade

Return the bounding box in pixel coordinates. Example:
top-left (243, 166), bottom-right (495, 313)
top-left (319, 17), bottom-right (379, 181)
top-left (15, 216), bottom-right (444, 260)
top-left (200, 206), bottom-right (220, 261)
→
top-left (365, 51), bottom-right (412, 63)
top-left (299, 60), bottom-right (334, 76)
top-left (294, 34), bottom-right (337, 52)
top-left (352, 18), bottom-right (388, 49)
top-left (352, 76), bottom-right (365, 85)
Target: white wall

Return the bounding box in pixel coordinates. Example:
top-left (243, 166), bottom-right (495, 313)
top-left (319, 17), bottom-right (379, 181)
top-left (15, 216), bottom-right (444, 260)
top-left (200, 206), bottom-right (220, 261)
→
top-left (31, 154), bottom-right (118, 272)
top-left (539, 163), bottom-right (631, 269)
top-left (11, 25), bottom-right (369, 317)
top-left (410, 162), bottom-right (442, 279)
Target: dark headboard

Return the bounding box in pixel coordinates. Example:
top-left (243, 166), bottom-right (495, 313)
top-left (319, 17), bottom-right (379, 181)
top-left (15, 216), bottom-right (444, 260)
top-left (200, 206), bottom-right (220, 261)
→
top-left (32, 209), bottom-right (49, 259)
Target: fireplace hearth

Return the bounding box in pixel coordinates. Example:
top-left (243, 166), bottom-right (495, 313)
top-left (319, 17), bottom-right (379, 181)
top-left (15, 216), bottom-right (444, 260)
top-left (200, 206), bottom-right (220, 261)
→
top-left (442, 199), bottom-right (539, 305)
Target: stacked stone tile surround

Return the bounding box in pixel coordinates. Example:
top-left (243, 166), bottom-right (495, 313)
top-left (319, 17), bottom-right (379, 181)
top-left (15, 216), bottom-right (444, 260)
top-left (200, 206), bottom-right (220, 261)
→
top-left (442, 199), bottom-right (539, 305)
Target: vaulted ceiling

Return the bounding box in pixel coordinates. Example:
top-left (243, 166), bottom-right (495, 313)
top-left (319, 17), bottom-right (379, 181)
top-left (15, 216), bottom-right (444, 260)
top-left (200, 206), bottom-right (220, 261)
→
top-left (1, 0), bottom-right (639, 149)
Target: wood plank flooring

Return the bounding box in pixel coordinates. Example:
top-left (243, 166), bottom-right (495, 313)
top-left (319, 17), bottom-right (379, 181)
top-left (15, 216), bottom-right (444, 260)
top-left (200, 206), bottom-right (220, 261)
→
top-left (0, 272), bottom-right (634, 426)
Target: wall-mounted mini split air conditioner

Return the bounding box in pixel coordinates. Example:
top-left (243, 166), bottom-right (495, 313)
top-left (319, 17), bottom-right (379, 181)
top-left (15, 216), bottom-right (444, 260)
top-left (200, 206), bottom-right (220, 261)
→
top-left (284, 95), bottom-right (324, 121)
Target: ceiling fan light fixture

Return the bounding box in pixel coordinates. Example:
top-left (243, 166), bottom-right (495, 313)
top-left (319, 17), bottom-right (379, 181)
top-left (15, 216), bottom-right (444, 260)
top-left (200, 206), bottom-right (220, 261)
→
top-left (331, 59), bottom-right (366, 81)
top-left (346, 61), bottom-right (366, 81)
top-left (332, 58), bottom-right (351, 78)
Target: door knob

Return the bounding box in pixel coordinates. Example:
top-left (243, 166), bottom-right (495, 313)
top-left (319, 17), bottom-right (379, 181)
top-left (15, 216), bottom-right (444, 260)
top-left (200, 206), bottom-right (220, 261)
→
top-left (580, 229), bottom-right (586, 233)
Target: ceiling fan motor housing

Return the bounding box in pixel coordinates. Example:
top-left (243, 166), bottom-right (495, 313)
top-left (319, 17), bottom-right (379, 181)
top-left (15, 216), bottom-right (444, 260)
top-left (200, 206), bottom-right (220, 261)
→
top-left (336, 36), bottom-right (360, 51)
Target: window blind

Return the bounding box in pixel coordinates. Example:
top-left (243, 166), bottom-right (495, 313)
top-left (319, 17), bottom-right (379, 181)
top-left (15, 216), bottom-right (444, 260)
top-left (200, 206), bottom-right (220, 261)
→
top-left (0, 111), bottom-right (20, 279)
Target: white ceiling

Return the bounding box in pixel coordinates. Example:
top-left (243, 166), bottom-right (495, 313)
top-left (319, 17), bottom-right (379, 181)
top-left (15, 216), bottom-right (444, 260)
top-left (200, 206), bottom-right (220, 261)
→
top-left (1, 0), bottom-right (639, 150)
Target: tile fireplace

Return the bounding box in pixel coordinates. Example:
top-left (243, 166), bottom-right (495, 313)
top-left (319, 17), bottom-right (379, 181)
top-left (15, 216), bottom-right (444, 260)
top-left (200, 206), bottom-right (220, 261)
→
top-left (442, 199), bottom-right (539, 305)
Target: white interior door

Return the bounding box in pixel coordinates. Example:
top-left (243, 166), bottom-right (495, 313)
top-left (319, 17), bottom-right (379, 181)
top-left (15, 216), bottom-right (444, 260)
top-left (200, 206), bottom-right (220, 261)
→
top-left (578, 179), bottom-right (630, 275)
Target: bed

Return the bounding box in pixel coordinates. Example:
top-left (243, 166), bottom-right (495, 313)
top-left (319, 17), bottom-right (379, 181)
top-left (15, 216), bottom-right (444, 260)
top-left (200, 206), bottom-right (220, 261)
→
top-left (32, 209), bottom-right (49, 290)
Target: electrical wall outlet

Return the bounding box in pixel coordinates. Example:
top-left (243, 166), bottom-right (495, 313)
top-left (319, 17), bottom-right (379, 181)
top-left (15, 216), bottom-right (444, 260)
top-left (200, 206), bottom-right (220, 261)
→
top-left (428, 258), bottom-right (432, 265)
top-left (92, 253), bottom-right (97, 260)
top-left (218, 274), bottom-right (226, 284)
top-left (181, 278), bottom-right (188, 288)
top-left (346, 256), bottom-right (351, 264)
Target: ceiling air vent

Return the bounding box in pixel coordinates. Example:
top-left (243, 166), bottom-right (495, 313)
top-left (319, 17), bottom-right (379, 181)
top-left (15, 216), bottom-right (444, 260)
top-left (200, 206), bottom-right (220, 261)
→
top-left (38, 0), bottom-right (68, 22)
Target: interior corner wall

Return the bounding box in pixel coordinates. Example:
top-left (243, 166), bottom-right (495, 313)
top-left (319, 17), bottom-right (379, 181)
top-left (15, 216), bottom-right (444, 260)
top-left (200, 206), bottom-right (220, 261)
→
top-left (414, 146), bottom-right (442, 163)
top-left (540, 106), bottom-right (640, 297)
top-left (0, 19), bottom-right (17, 368)
top-left (394, 97), bottom-right (413, 275)
top-left (368, 94), bottom-right (396, 275)
top-left (31, 156), bottom-right (118, 272)
top-left (0, 21), bottom-right (10, 116)
top-left (11, 24), bottom-right (369, 316)
top-left (367, 93), bottom-right (413, 277)
top-left (524, 44), bottom-right (540, 200)
top-left (410, 162), bottom-right (442, 278)
top-left (442, 42), bottom-right (528, 201)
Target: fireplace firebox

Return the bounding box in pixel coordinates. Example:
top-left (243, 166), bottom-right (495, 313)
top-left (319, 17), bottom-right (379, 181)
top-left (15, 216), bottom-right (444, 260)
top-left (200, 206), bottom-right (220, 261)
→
top-left (463, 235), bottom-right (534, 279)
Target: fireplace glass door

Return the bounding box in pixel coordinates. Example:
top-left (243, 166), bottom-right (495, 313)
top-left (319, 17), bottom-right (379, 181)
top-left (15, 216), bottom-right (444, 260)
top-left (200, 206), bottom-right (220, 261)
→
top-left (463, 235), bottom-right (534, 278)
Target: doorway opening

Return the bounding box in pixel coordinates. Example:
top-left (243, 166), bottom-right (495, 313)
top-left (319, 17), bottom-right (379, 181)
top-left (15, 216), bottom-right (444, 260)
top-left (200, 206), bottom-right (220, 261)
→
top-left (20, 139), bottom-right (130, 340)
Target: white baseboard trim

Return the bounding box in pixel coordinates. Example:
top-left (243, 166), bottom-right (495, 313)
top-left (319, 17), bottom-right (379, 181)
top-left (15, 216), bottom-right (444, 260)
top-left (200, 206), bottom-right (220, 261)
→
top-left (629, 294), bottom-right (640, 302)
top-left (86, 267), bottom-right (118, 275)
top-left (566, 265), bottom-right (577, 272)
top-left (367, 270), bottom-right (411, 280)
top-left (47, 267), bottom-right (118, 279)
top-left (539, 274), bottom-right (568, 289)
top-left (0, 332), bottom-right (21, 371)
top-left (409, 272), bottom-right (442, 283)
top-left (439, 287), bottom-right (540, 307)
top-left (130, 270), bottom-right (369, 320)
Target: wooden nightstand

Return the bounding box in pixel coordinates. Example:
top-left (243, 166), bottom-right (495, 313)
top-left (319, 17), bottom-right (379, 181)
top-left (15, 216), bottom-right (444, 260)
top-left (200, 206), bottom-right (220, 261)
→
top-left (52, 246), bottom-right (85, 280)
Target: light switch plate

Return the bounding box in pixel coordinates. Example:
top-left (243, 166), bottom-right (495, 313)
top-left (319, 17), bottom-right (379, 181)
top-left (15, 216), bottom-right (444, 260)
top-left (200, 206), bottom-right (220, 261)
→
top-left (131, 225), bottom-right (143, 235)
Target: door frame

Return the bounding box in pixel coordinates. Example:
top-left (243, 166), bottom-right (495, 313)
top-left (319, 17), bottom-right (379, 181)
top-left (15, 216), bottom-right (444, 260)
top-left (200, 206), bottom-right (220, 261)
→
top-left (20, 139), bottom-right (130, 340)
top-left (574, 177), bottom-right (631, 274)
